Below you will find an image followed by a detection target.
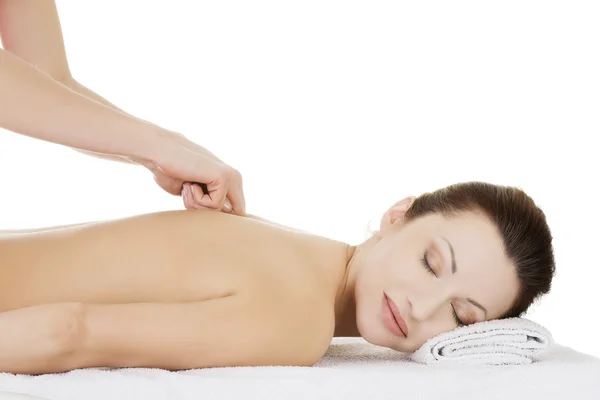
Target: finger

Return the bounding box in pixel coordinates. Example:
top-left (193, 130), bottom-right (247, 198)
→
top-left (197, 182), bottom-right (209, 195)
top-left (196, 169), bottom-right (232, 210)
top-left (189, 183), bottom-right (212, 210)
top-left (189, 183), bottom-right (225, 212)
top-left (222, 198), bottom-right (233, 213)
top-left (182, 184), bottom-right (194, 210)
top-left (184, 183), bottom-right (205, 211)
top-left (195, 182), bottom-right (231, 212)
top-left (182, 182), bottom-right (191, 195)
top-left (226, 169), bottom-right (246, 215)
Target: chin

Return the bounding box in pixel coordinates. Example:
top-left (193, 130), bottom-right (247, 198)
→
top-left (359, 321), bottom-right (413, 352)
top-left (355, 298), bottom-right (389, 348)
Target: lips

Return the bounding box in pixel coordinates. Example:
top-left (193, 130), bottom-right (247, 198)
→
top-left (383, 292), bottom-right (409, 337)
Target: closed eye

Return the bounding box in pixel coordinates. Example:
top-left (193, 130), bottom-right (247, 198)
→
top-left (421, 250), bottom-right (465, 327)
top-left (420, 250), bottom-right (436, 276)
top-left (451, 305), bottom-right (465, 327)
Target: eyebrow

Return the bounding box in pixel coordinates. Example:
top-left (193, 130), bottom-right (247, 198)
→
top-left (441, 237), bottom-right (488, 319)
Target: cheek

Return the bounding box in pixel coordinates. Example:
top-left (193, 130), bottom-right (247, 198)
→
top-left (379, 233), bottom-right (424, 273)
top-left (357, 247), bottom-right (397, 284)
top-left (371, 240), bottom-right (409, 274)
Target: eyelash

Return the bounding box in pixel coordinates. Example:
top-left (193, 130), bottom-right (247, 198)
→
top-left (421, 250), bottom-right (465, 327)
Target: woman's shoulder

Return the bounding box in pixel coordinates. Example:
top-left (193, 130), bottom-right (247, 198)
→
top-left (240, 285), bottom-right (335, 365)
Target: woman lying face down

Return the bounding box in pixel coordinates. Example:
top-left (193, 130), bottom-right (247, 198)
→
top-left (0, 181), bottom-right (555, 374)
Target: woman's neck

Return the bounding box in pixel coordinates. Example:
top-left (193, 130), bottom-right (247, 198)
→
top-left (331, 234), bottom-right (381, 337)
top-left (302, 234), bottom-right (362, 337)
top-left (333, 244), bottom-right (361, 337)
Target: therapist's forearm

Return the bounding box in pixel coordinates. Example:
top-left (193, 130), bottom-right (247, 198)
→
top-left (0, 48), bottom-right (166, 163)
top-left (59, 76), bottom-right (140, 164)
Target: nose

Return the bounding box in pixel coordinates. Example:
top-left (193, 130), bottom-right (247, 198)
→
top-left (406, 287), bottom-right (452, 322)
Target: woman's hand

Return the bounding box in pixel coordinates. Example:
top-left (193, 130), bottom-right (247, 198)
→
top-left (142, 132), bottom-right (246, 215)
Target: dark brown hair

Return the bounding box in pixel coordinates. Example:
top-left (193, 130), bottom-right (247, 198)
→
top-left (404, 181), bottom-right (555, 318)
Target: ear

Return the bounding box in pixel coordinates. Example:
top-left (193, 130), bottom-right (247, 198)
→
top-left (379, 196), bottom-right (416, 233)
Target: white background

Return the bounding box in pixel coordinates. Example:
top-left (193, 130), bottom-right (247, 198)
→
top-left (1, 1), bottom-right (598, 357)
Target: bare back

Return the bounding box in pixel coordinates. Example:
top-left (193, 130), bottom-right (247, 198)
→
top-left (0, 210), bottom-right (353, 370)
top-left (0, 211), bottom-right (346, 313)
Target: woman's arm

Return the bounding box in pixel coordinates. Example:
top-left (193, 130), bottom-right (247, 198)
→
top-left (76, 297), bottom-right (293, 370)
top-left (0, 303), bottom-right (82, 375)
top-left (0, 297), bottom-right (315, 374)
top-left (0, 0), bottom-right (168, 164)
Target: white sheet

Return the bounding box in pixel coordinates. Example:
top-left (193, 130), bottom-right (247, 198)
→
top-left (1, 338), bottom-right (599, 400)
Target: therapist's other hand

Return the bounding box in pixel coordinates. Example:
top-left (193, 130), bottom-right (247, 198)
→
top-left (142, 132), bottom-right (245, 215)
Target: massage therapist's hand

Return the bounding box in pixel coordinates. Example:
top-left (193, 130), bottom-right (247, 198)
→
top-left (142, 132), bottom-right (246, 215)
top-left (0, 2), bottom-right (245, 214)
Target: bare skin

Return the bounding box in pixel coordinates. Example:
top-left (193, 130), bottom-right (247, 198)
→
top-left (0, 210), bottom-right (350, 373)
top-left (0, 0), bottom-right (524, 375)
top-left (0, 196), bottom-right (521, 374)
top-left (0, 0), bottom-right (245, 214)
top-left (0, 211), bottom-right (343, 310)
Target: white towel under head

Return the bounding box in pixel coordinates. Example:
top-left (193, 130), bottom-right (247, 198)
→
top-left (410, 317), bottom-right (553, 365)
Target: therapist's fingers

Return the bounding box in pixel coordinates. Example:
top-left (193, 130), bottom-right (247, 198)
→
top-left (183, 183), bottom-right (203, 210)
top-left (190, 183), bottom-right (232, 212)
top-left (225, 168), bottom-right (246, 215)
top-left (181, 184), bottom-right (193, 209)
top-left (185, 183), bottom-right (232, 212)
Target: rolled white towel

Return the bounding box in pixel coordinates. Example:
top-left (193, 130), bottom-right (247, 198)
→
top-left (410, 317), bottom-right (553, 366)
